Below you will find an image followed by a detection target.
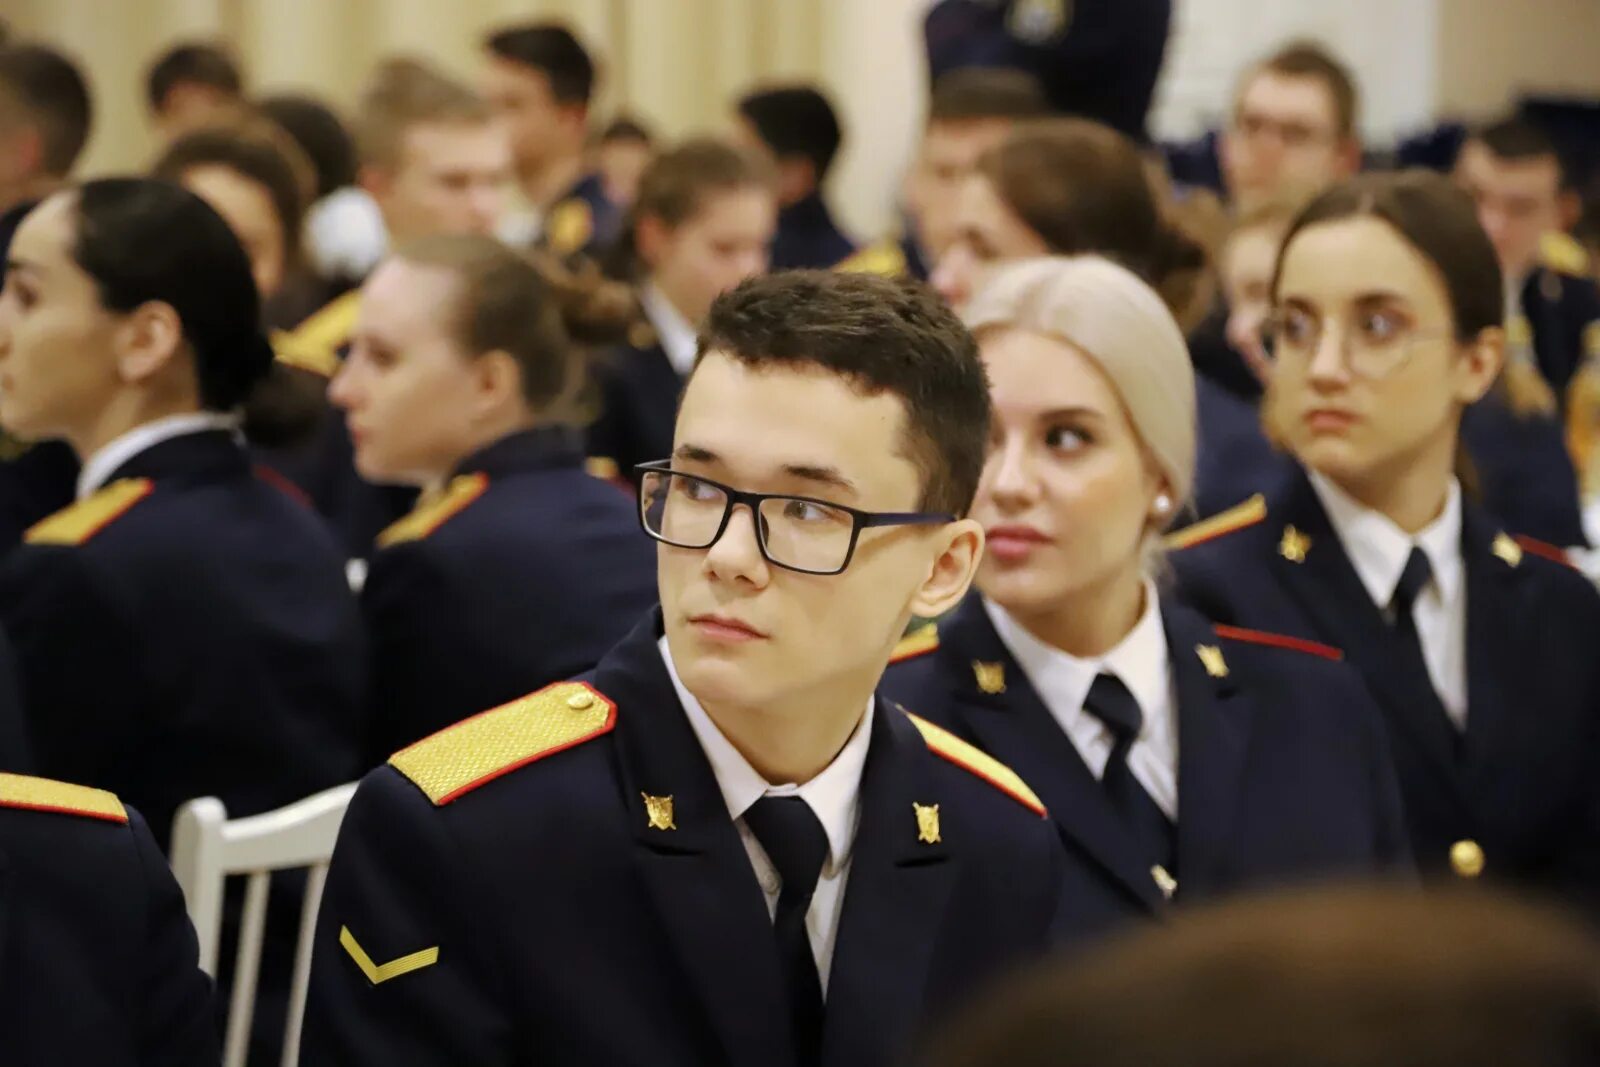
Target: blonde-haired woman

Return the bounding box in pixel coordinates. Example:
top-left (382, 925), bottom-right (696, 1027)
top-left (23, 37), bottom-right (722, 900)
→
top-left (884, 256), bottom-right (1409, 941)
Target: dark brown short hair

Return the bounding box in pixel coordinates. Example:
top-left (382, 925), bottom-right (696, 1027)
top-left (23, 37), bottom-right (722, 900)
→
top-left (928, 68), bottom-right (1050, 124)
top-left (698, 271), bottom-right (990, 515)
top-left (145, 41), bottom-right (242, 115)
top-left (1275, 169), bottom-right (1503, 341)
top-left (484, 23), bottom-right (595, 106)
top-left (1239, 40), bottom-right (1359, 139)
top-left (393, 235), bottom-right (634, 420)
top-left (0, 43), bottom-right (91, 177)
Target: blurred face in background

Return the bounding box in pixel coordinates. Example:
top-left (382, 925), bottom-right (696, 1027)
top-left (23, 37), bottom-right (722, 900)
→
top-left (1454, 140), bottom-right (1563, 283)
top-left (1221, 71), bottom-right (1357, 206)
top-left (331, 256), bottom-right (484, 485)
top-left (152, 82), bottom-right (242, 145)
top-left (932, 172), bottom-right (1048, 311)
top-left (972, 326), bottom-right (1164, 620)
top-left (481, 57), bottom-right (585, 182)
top-left (1221, 218), bottom-right (1287, 383)
top-left (598, 136), bottom-right (654, 209)
top-left (365, 120), bottom-right (511, 244)
top-left (905, 117), bottom-right (1014, 262)
top-left (178, 163), bottom-right (286, 300)
top-left (639, 183), bottom-right (776, 326)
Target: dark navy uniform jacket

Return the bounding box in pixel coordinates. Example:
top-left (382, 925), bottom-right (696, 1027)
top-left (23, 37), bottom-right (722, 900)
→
top-left (0, 439), bottom-right (78, 559)
top-left (302, 612), bottom-right (1065, 1067)
top-left (1461, 392), bottom-right (1587, 548)
top-left (361, 427), bottom-right (656, 759)
top-left (883, 593), bottom-right (1410, 943)
top-left (1171, 465), bottom-right (1600, 919)
top-left (0, 428), bottom-right (368, 848)
top-left (772, 191), bottom-right (856, 270)
top-left (0, 776), bottom-right (216, 1065)
top-left (0, 627), bottom-right (32, 773)
top-left (586, 334), bottom-right (683, 487)
top-left (1522, 262), bottom-right (1600, 400)
top-left (540, 172), bottom-right (622, 265)
top-left (1192, 374), bottom-right (1286, 520)
top-left (924, 0), bottom-right (1172, 142)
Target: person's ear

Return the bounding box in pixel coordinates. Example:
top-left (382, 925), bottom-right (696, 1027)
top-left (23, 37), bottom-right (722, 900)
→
top-left (358, 163), bottom-right (391, 202)
top-left (1558, 189), bottom-right (1583, 233)
top-left (473, 349), bottom-right (524, 418)
top-left (1335, 136), bottom-right (1363, 179)
top-left (113, 301), bottom-right (185, 387)
top-left (775, 157), bottom-right (816, 205)
top-left (908, 518), bottom-right (984, 619)
top-left (1455, 326), bottom-right (1505, 405)
top-left (636, 214), bottom-right (673, 271)
top-left (0, 124), bottom-right (42, 185)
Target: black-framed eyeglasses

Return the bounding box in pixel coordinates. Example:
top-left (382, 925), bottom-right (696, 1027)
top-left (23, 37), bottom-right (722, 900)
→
top-left (635, 460), bottom-right (956, 576)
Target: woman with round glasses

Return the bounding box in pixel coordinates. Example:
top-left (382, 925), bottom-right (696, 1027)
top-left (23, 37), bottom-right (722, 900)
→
top-left (1171, 170), bottom-right (1600, 919)
top-left (882, 255), bottom-right (1410, 942)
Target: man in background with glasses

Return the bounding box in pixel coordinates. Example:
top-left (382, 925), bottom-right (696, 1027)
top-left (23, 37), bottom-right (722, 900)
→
top-left (302, 270), bottom-right (1066, 1067)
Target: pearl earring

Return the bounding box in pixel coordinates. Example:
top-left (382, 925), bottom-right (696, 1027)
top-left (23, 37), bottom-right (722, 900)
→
top-left (1154, 494), bottom-right (1173, 516)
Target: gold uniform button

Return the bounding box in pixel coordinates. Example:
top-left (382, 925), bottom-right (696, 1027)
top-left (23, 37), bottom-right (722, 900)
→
top-left (566, 690), bottom-right (595, 711)
top-left (1450, 839), bottom-right (1485, 878)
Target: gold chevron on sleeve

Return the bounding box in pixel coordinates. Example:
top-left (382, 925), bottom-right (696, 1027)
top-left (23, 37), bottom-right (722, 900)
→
top-left (339, 925), bottom-right (440, 986)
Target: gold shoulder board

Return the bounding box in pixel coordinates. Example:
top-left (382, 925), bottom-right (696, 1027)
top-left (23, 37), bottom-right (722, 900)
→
top-left (390, 681), bottom-right (617, 805)
top-left (889, 625), bottom-right (940, 664)
top-left (276, 290), bottom-right (363, 376)
top-left (547, 199), bottom-right (594, 256)
top-left (1541, 231), bottom-right (1590, 277)
top-left (837, 239), bottom-right (908, 278)
top-left (0, 773), bottom-right (127, 823)
top-left (376, 474), bottom-right (489, 549)
top-left (1163, 493), bottom-right (1267, 551)
top-left (25, 478), bottom-right (154, 546)
top-left (904, 711), bottom-right (1046, 817)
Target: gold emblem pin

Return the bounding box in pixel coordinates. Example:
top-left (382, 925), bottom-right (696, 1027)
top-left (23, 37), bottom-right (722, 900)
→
top-left (642, 793), bottom-right (676, 831)
top-left (1151, 864), bottom-right (1178, 901)
top-left (1196, 644), bottom-right (1229, 679)
top-left (1491, 533), bottom-right (1523, 568)
top-left (1279, 525), bottom-right (1311, 563)
top-left (972, 661), bottom-right (1006, 695)
top-left (914, 802), bottom-right (941, 844)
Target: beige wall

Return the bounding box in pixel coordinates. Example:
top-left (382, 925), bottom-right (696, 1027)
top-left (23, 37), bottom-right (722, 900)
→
top-left (1434, 0), bottom-right (1600, 120)
top-left (4, 0), bottom-right (932, 239)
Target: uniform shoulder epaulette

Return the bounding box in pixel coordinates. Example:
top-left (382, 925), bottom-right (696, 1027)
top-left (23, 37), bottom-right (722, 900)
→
top-left (837, 238), bottom-right (909, 278)
top-left (0, 772), bottom-right (127, 823)
top-left (25, 478), bottom-right (153, 546)
top-left (1213, 624), bottom-right (1343, 661)
top-left (889, 624), bottom-right (939, 664)
top-left (1163, 493), bottom-right (1267, 551)
top-left (1512, 533), bottom-right (1574, 569)
top-left (546, 198), bottom-right (594, 257)
top-left (1540, 231), bottom-right (1590, 277)
top-left (275, 290), bottom-right (362, 377)
top-left (903, 711), bottom-right (1046, 817)
top-left (376, 473), bottom-right (489, 549)
top-left (390, 681), bottom-right (617, 805)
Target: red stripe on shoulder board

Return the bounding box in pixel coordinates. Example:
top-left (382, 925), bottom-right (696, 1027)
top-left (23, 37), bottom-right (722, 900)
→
top-left (1213, 625), bottom-right (1343, 661)
top-left (1514, 535), bottom-right (1574, 569)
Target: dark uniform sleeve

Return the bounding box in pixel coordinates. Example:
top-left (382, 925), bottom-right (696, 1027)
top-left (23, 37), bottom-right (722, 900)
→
top-left (301, 767), bottom-right (513, 1065)
top-left (0, 626), bottom-right (34, 773)
top-left (1341, 668), bottom-right (1416, 877)
top-left (0, 547), bottom-right (147, 783)
top-left (129, 805), bottom-right (221, 1065)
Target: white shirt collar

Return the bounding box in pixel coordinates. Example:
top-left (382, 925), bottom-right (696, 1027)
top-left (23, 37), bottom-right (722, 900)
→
top-left (658, 634), bottom-right (870, 870)
top-left (639, 283), bottom-right (699, 379)
top-left (77, 412), bottom-right (242, 500)
top-left (983, 581), bottom-right (1172, 746)
top-left (1307, 469), bottom-right (1464, 608)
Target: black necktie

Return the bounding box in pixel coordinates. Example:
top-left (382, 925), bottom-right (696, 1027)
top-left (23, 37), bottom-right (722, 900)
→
top-left (744, 795), bottom-right (828, 1066)
top-left (1388, 546), bottom-right (1457, 738)
top-left (1083, 672), bottom-right (1176, 872)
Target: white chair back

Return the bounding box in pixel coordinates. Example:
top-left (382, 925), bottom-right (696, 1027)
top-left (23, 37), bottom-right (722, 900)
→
top-left (170, 782), bottom-right (358, 1067)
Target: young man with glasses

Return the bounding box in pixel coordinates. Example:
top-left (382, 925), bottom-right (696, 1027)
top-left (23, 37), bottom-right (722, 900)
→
top-left (301, 270), bottom-right (1066, 1067)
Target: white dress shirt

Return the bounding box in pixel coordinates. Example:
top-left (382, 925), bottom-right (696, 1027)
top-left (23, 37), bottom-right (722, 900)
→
top-left (660, 635), bottom-right (871, 994)
top-left (1308, 470), bottom-right (1469, 728)
top-left (984, 584), bottom-right (1179, 820)
top-left (638, 283), bottom-right (699, 379)
top-left (76, 412), bottom-right (242, 500)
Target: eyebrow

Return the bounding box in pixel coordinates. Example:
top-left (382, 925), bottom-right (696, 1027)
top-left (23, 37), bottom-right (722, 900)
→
top-left (673, 444), bottom-right (861, 496)
top-left (1035, 405), bottom-right (1106, 421)
top-left (4, 258), bottom-right (39, 278)
top-left (1281, 289), bottom-right (1412, 307)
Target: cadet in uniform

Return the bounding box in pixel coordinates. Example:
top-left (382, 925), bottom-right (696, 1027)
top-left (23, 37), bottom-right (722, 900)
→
top-left (842, 68), bottom-right (1047, 284)
top-left (276, 58), bottom-right (514, 557)
top-left (1170, 172), bottom-right (1600, 916)
top-left (885, 258), bottom-right (1408, 941)
top-left (0, 774), bottom-right (218, 1065)
top-left (332, 234), bottom-right (656, 759)
top-left (589, 138), bottom-right (775, 484)
top-left (304, 271), bottom-right (1067, 1066)
top-left (482, 23), bottom-right (619, 264)
top-left (736, 86), bottom-right (856, 270)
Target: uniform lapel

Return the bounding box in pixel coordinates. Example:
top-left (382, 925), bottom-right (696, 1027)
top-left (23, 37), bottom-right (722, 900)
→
top-left (1267, 471), bottom-right (1462, 789)
top-left (601, 614), bottom-right (794, 1067)
top-left (1457, 509), bottom-right (1526, 781)
top-left (933, 598), bottom-right (1165, 912)
top-left (820, 705), bottom-right (954, 1067)
top-left (1166, 600), bottom-right (1252, 899)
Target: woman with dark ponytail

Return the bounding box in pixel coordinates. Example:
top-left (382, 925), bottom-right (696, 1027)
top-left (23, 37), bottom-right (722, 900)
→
top-left (329, 234), bottom-right (656, 759)
top-left (0, 176), bottom-right (367, 845)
